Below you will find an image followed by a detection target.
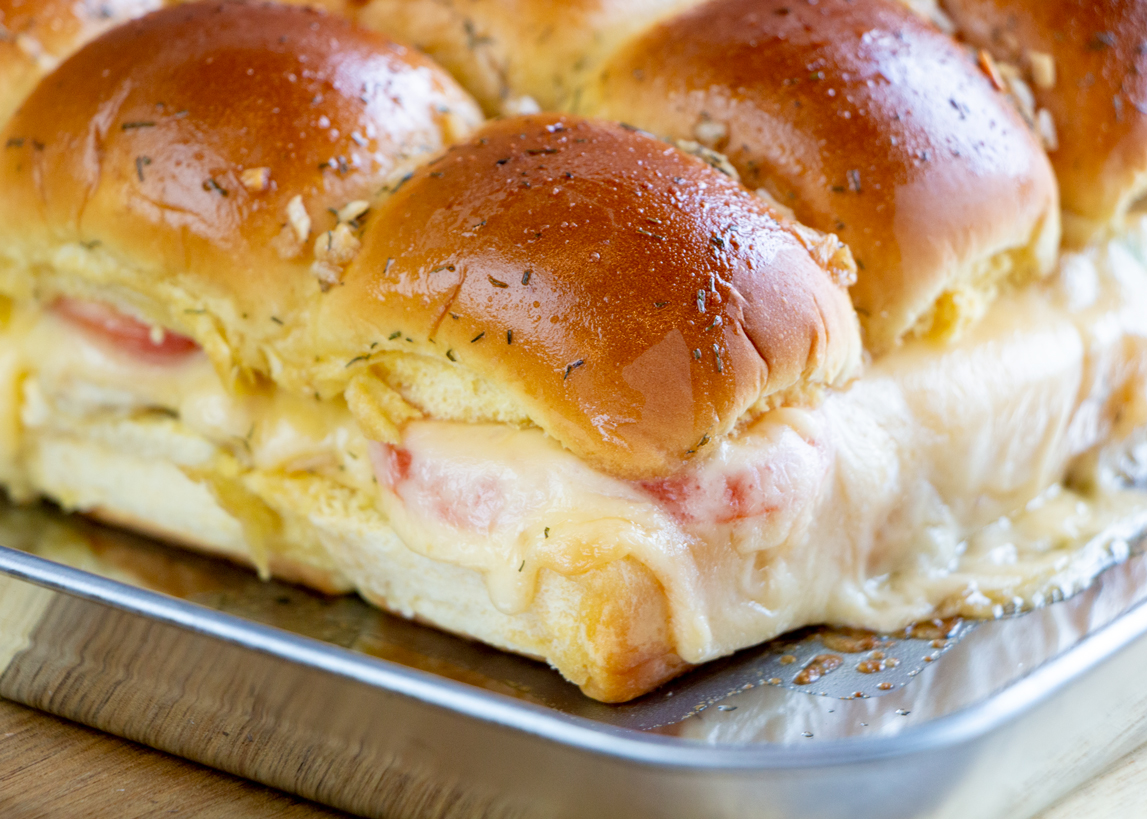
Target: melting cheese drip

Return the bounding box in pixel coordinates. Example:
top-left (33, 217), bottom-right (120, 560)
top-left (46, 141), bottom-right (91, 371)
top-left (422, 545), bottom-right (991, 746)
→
top-left (368, 223), bottom-right (1147, 663)
top-left (0, 222), bottom-right (1143, 666)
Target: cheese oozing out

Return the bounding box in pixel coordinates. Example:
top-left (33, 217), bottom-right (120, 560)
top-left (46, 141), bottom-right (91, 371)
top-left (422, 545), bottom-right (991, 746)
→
top-left (364, 224), bottom-right (1147, 662)
top-left (0, 221), bottom-right (1144, 665)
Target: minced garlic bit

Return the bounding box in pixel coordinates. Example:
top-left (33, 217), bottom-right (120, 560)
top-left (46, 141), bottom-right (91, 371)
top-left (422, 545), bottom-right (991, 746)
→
top-left (1036, 108), bottom-right (1058, 151)
top-left (977, 49), bottom-right (1006, 93)
top-left (675, 139), bottom-right (740, 181)
top-left (897, 0), bottom-right (954, 33)
top-left (287, 195), bottom-right (311, 243)
top-left (315, 223), bottom-right (362, 265)
top-left (271, 225), bottom-right (302, 260)
top-left (995, 60), bottom-right (1020, 81)
top-left (312, 260), bottom-right (344, 289)
top-left (440, 108), bottom-right (475, 144)
top-left (693, 119), bottom-right (728, 148)
top-left (15, 33), bottom-right (58, 71)
top-left (1007, 74), bottom-right (1037, 125)
top-left (336, 200), bottom-right (370, 224)
top-left (1027, 50), bottom-right (1056, 90)
top-left (312, 223), bottom-right (362, 289)
top-left (241, 167), bottom-right (271, 192)
top-left (271, 195), bottom-right (313, 260)
top-left (789, 222), bottom-right (857, 288)
top-left (502, 95), bottom-right (541, 116)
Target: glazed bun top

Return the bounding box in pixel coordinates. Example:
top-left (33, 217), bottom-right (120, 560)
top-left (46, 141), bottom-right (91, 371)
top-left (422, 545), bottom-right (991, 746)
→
top-left (0, 0), bottom-right (483, 384)
top-left (583, 0), bottom-right (1059, 352)
top-left (943, 0), bottom-right (1147, 244)
top-left (0, 0), bottom-right (161, 127)
top-left (352, 0), bottom-right (701, 115)
top-left (314, 115), bottom-right (862, 478)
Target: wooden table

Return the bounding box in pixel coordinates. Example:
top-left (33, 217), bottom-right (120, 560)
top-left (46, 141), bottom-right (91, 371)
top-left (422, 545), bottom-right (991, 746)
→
top-left (0, 695), bottom-right (1141, 818)
top-left (0, 698), bottom-right (345, 817)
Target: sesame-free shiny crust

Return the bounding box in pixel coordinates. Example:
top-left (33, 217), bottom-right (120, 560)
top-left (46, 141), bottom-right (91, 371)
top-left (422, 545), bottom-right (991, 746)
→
top-left (586, 0), bottom-right (1059, 350)
top-left (0, 1), bottom-right (482, 383)
top-left (0, 0), bottom-right (162, 126)
top-left (320, 115), bottom-right (861, 478)
top-left (943, 0), bottom-right (1147, 241)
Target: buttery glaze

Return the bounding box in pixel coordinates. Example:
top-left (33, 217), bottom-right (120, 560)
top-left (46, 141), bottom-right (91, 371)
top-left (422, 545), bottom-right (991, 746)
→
top-left (943, 0), bottom-right (1147, 240)
top-left (8, 219), bottom-right (1137, 669)
top-left (361, 223), bottom-right (1147, 664)
top-left (351, 0), bottom-right (703, 114)
top-left (0, 0), bottom-right (1141, 704)
top-left (0, 0), bottom-right (162, 126)
top-left (0, 1), bottom-right (481, 386)
top-left (6, 222), bottom-right (1145, 674)
top-left (320, 114), bottom-right (860, 478)
top-left (586, 0), bottom-right (1058, 350)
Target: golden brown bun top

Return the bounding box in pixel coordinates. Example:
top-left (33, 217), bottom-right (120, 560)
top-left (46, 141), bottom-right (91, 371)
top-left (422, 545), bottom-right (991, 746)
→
top-left (351, 0), bottom-right (701, 115)
top-left (0, 0), bottom-right (482, 384)
top-left (584, 0), bottom-right (1059, 352)
top-left (0, 0), bottom-right (161, 127)
top-left (316, 115), bottom-right (862, 478)
top-left (943, 0), bottom-right (1147, 242)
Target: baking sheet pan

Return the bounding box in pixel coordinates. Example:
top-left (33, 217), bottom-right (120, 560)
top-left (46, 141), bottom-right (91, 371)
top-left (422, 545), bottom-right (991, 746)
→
top-left (2, 499), bottom-right (1147, 818)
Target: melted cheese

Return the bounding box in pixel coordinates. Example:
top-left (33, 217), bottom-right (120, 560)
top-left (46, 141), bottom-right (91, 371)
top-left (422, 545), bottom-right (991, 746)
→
top-left (0, 224), bottom-right (1145, 667)
top-left (13, 310), bottom-right (376, 492)
top-left (365, 223), bottom-right (1147, 663)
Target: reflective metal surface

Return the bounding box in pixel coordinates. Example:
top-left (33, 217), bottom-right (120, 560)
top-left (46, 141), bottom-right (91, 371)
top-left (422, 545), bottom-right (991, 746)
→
top-left (1, 501), bottom-right (1147, 817)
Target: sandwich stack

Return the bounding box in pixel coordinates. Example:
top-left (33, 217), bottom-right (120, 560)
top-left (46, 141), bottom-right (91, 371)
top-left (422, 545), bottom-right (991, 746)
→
top-left (0, 0), bottom-right (1144, 702)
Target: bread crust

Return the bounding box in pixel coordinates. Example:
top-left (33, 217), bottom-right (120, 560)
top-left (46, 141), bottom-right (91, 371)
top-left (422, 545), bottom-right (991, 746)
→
top-left (351, 0), bottom-right (702, 115)
top-left (317, 114), bottom-right (861, 478)
top-left (584, 0), bottom-right (1060, 351)
top-left (87, 506), bottom-right (353, 595)
top-left (0, 0), bottom-right (162, 127)
top-left (943, 0), bottom-right (1147, 243)
top-left (2, 0), bottom-right (1145, 707)
top-left (0, 0), bottom-right (482, 387)
top-left (23, 427), bottom-right (684, 702)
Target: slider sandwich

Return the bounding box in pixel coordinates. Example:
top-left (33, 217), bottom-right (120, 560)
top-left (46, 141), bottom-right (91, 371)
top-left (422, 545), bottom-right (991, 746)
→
top-left (0, 0), bottom-right (1145, 702)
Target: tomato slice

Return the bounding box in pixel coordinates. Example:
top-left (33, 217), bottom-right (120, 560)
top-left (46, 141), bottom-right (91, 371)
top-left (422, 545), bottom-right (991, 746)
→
top-left (54, 298), bottom-right (200, 363)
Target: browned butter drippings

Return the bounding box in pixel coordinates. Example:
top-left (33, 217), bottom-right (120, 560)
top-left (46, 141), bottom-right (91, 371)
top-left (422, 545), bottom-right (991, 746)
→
top-left (819, 627), bottom-right (888, 654)
top-left (856, 656), bottom-right (900, 674)
top-left (793, 654), bottom-right (844, 685)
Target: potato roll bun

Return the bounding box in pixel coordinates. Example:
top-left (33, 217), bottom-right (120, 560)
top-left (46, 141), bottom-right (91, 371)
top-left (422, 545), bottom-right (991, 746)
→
top-left (942, 0), bottom-right (1147, 245)
top-left (0, 0), bottom-right (162, 127)
top-left (314, 114), bottom-right (862, 479)
top-left (351, 0), bottom-right (702, 115)
top-left (0, 0), bottom-right (482, 388)
top-left (582, 0), bottom-right (1060, 353)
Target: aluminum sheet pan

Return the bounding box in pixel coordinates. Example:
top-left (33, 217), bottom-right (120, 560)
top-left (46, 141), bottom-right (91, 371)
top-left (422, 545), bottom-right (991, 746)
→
top-left (2, 499), bottom-right (1147, 818)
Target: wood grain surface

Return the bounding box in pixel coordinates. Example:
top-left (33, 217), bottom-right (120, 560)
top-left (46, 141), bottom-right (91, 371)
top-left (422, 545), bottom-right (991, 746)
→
top-left (0, 698), bottom-right (344, 818)
top-left (0, 692), bottom-right (1143, 819)
top-left (1035, 741), bottom-right (1147, 819)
